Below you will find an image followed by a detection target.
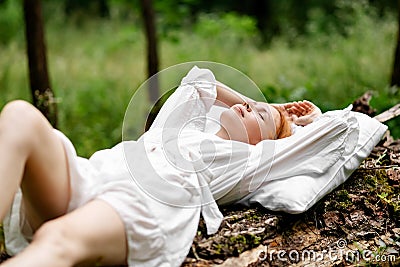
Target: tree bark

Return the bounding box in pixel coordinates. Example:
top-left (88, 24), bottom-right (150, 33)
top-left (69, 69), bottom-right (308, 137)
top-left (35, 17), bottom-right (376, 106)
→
top-left (140, 0), bottom-right (160, 103)
top-left (23, 0), bottom-right (58, 127)
top-left (391, 0), bottom-right (400, 89)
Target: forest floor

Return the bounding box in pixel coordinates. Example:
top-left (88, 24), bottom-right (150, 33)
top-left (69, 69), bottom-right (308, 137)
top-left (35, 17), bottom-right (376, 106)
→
top-left (183, 133), bottom-right (400, 267)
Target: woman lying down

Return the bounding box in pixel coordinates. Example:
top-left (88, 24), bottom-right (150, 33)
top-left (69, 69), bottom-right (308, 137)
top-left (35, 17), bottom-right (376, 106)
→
top-left (0, 66), bottom-right (387, 266)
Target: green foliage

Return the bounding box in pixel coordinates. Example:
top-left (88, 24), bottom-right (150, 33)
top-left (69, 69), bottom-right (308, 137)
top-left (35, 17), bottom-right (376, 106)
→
top-left (47, 18), bottom-right (143, 157)
top-left (0, 0), bottom-right (23, 45)
top-left (161, 12), bottom-right (259, 76)
top-left (194, 12), bottom-right (258, 43)
top-left (260, 2), bottom-right (392, 100)
top-left (154, 0), bottom-right (195, 36)
top-left (255, 1), bottom-right (400, 136)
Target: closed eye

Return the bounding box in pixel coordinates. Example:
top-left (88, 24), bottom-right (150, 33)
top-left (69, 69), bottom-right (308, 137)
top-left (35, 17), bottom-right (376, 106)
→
top-left (259, 112), bottom-right (264, 121)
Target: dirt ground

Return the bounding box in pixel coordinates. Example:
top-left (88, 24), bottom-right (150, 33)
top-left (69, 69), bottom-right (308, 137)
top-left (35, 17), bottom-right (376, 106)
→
top-left (183, 133), bottom-right (400, 267)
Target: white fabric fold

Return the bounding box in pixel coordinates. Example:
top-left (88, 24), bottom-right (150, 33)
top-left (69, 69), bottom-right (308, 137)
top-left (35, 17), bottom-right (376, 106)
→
top-left (146, 65), bottom-right (224, 234)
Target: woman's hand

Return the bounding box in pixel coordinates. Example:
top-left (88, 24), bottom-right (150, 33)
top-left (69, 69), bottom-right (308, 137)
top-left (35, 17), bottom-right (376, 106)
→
top-left (283, 100), bottom-right (322, 126)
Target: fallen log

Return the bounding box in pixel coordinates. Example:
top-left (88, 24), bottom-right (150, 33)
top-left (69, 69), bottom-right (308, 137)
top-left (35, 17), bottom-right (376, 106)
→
top-left (374, 103), bottom-right (400, 123)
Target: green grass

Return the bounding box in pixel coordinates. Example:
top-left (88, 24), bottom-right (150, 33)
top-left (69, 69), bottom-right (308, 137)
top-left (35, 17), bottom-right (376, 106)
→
top-left (0, 3), bottom-right (399, 157)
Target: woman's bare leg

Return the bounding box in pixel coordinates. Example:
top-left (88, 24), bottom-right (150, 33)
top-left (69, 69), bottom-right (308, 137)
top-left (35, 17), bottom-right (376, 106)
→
top-left (0, 101), bottom-right (128, 266)
top-left (0, 200), bottom-right (127, 267)
top-left (0, 100), bottom-right (70, 229)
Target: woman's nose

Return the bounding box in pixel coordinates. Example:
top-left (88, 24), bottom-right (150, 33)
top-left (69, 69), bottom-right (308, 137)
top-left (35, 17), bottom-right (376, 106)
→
top-left (242, 102), bottom-right (252, 112)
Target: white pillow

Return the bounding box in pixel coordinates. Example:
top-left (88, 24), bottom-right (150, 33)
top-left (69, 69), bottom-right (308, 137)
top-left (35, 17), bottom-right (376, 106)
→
top-left (242, 110), bottom-right (388, 214)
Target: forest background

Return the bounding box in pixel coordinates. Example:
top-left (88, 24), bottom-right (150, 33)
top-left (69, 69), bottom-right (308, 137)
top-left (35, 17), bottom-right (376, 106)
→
top-left (0, 0), bottom-right (399, 158)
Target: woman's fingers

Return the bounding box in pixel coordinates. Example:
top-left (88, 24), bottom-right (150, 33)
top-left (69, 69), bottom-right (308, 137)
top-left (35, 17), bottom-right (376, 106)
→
top-left (283, 100), bottom-right (322, 126)
top-left (296, 101), bottom-right (314, 112)
top-left (286, 102), bottom-right (309, 116)
top-left (302, 101), bottom-right (318, 112)
top-left (285, 100), bottom-right (320, 115)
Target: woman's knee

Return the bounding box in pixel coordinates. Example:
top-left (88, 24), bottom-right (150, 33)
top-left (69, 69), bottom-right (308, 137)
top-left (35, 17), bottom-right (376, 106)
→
top-left (0, 100), bottom-right (50, 150)
top-left (2, 100), bottom-right (35, 116)
top-left (1, 100), bottom-right (43, 126)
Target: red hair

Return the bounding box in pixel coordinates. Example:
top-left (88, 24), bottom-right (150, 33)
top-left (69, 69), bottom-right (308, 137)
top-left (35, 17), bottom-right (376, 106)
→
top-left (273, 106), bottom-right (292, 139)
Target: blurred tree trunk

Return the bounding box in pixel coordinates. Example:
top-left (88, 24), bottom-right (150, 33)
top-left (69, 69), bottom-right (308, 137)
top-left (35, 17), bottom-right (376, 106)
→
top-left (140, 0), bottom-right (159, 103)
top-left (391, 0), bottom-right (400, 89)
top-left (23, 0), bottom-right (58, 127)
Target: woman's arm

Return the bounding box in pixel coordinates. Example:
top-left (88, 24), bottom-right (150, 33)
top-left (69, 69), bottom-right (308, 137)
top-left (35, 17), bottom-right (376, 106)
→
top-left (215, 81), bottom-right (256, 108)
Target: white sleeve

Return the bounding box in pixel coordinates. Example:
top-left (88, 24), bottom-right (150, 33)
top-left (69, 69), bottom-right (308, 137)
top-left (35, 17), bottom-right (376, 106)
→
top-left (149, 66), bottom-right (217, 131)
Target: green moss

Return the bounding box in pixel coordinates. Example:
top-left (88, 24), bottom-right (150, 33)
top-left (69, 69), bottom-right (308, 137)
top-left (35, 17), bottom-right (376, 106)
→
top-left (336, 189), bottom-right (350, 201)
top-left (361, 168), bottom-right (400, 220)
top-left (229, 234), bottom-right (247, 245)
top-left (212, 243), bottom-right (228, 255)
top-left (334, 189), bottom-right (353, 210)
top-left (365, 174), bottom-right (378, 188)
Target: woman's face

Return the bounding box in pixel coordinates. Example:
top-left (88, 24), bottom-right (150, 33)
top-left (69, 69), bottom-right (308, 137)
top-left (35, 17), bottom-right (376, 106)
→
top-left (219, 102), bottom-right (280, 144)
